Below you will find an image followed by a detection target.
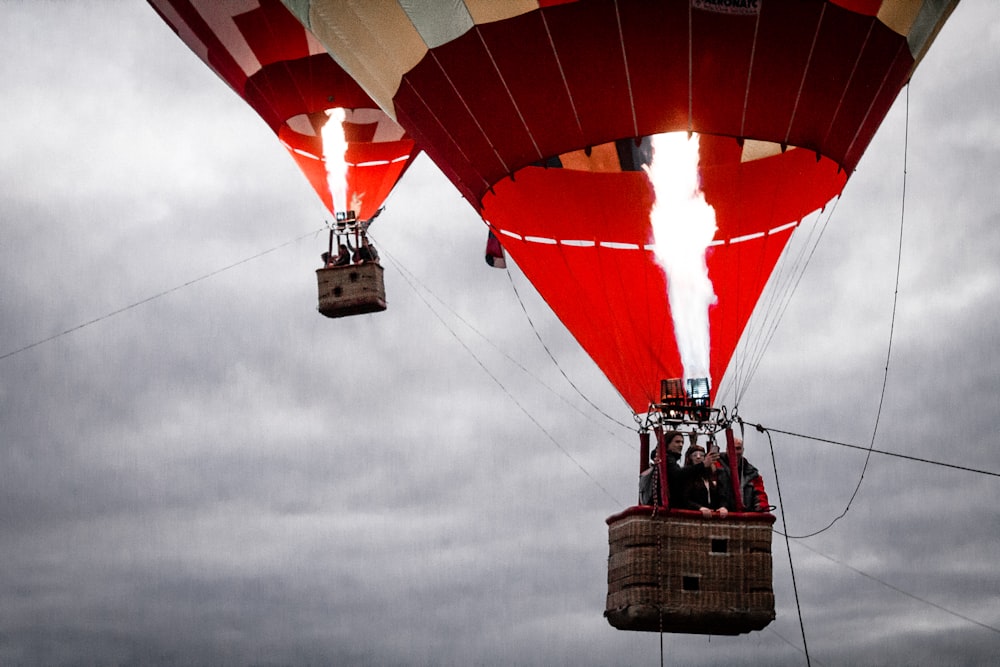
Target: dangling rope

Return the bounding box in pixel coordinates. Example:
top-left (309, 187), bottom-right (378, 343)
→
top-left (379, 243), bottom-right (623, 506)
top-left (765, 427), bottom-right (812, 666)
top-left (503, 265), bottom-right (634, 430)
top-left (376, 237), bottom-right (635, 449)
top-left (814, 80), bottom-right (911, 527)
top-left (747, 425), bottom-right (999, 479)
top-left (795, 541), bottom-right (1000, 636)
top-left (0, 227), bottom-right (325, 363)
top-left (763, 85), bottom-right (914, 540)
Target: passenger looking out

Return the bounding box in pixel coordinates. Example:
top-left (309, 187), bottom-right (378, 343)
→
top-left (682, 443), bottom-right (727, 518)
top-left (715, 436), bottom-right (770, 512)
top-left (354, 233), bottom-right (379, 263)
top-left (638, 431), bottom-right (715, 508)
top-left (638, 446), bottom-right (659, 506)
top-left (325, 242), bottom-right (351, 267)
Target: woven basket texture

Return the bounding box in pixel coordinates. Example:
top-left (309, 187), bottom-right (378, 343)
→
top-left (316, 263), bottom-right (387, 318)
top-left (605, 514), bottom-right (775, 634)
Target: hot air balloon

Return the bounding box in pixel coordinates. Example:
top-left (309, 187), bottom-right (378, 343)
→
top-left (148, 0), bottom-right (420, 318)
top-left (277, 0), bottom-right (958, 634)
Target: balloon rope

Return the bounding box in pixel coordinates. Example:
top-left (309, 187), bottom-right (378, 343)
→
top-left (380, 245), bottom-right (623, 506)
top-left (0, 227), bottom-right (325, 363)
top-left (766, 428), bottom-right (812, 666)
top-left (726, 194), bottom-right (840, 409)
top-left (764, 84), bottom-right (913, 539)
top-left (733, 85), bottom-right (914, 540)
top-left (742, 424), bottom-right (1000, 480)
top-left (657, 512), bottom-right (665, 667)
top-left (737, 201), bottom-right (836, 403)
top-left (376, 235), bottom-right (635, 446)
top-left (502, 265), bottom-right (634, 430)
top-left (612, 0), bottom-right (638, 138)
top-left (794, 540), bottom-right (1000, 636)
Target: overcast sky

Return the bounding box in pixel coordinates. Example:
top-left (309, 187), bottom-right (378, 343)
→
top-left (1, 2), bottom-right (998, 666)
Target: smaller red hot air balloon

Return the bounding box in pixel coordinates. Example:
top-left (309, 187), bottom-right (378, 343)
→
top-left (148, 0), bottom-right (419, 317)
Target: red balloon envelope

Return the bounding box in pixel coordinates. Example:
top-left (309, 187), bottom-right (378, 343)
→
top-left (287, 0), bottom-right (956, 412)
top-left (148, 0), bottom-right (418, 221)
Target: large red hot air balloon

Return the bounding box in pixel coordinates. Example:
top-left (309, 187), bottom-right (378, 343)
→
top-left (285, 0), bottom-right (956, 412)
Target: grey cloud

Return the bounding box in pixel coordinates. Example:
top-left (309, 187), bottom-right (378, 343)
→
top-left (1, 2), bottom-right (998, 666)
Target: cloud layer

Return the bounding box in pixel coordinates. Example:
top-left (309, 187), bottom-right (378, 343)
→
top-left (1, 3), bottom-right (998, 665)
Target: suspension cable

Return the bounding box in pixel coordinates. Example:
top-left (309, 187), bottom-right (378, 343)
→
top-left (765, 427), bottom-right (812, 666)
top-left (737, 86), bottom-right (914, 539)
top-left (379, 244), bottom-right (623, 506)
top-left (503, 264), bottom-right (634, 430)
top-left (794, 540), bottom-right (1000, 636)
top-left (373, 234), bottom-right (635, 449)
top-left (735, 197), bottom-right (841, 407)
top-left (746, 423), bottom-right (1000, 479)
top-left (768, 627), bottom-right (829, 666)
top-left (1, 227), bottom-right (325, 363)
top-left (719, 186), bottom-right (841, 410)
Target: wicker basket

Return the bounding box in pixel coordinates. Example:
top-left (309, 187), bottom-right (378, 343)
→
top-left (605, 507), bottom-right (775, 635)
top-left (316, 263), bottom-right (387, 318)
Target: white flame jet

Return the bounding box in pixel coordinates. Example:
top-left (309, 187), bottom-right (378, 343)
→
top-left (645, 132), bottom-right (718, 387)
top-left (322, 108), bottom-right (350, 217)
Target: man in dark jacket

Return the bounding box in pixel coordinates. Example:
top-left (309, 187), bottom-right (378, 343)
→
top-left (638, 431), bottom-right (707, 507)
top-left (715, 436), bottom-right (770, 512)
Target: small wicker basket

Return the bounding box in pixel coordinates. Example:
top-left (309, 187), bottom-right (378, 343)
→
top-left (316, 263), bottom-right (387, 318)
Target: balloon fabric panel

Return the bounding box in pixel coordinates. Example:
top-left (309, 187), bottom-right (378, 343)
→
top-left (382, 0), bottom-right (921, 211)
top-left (232, 0), bottom-right (312, 66)
top-left (473, 11), bottom-right (586, 163)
